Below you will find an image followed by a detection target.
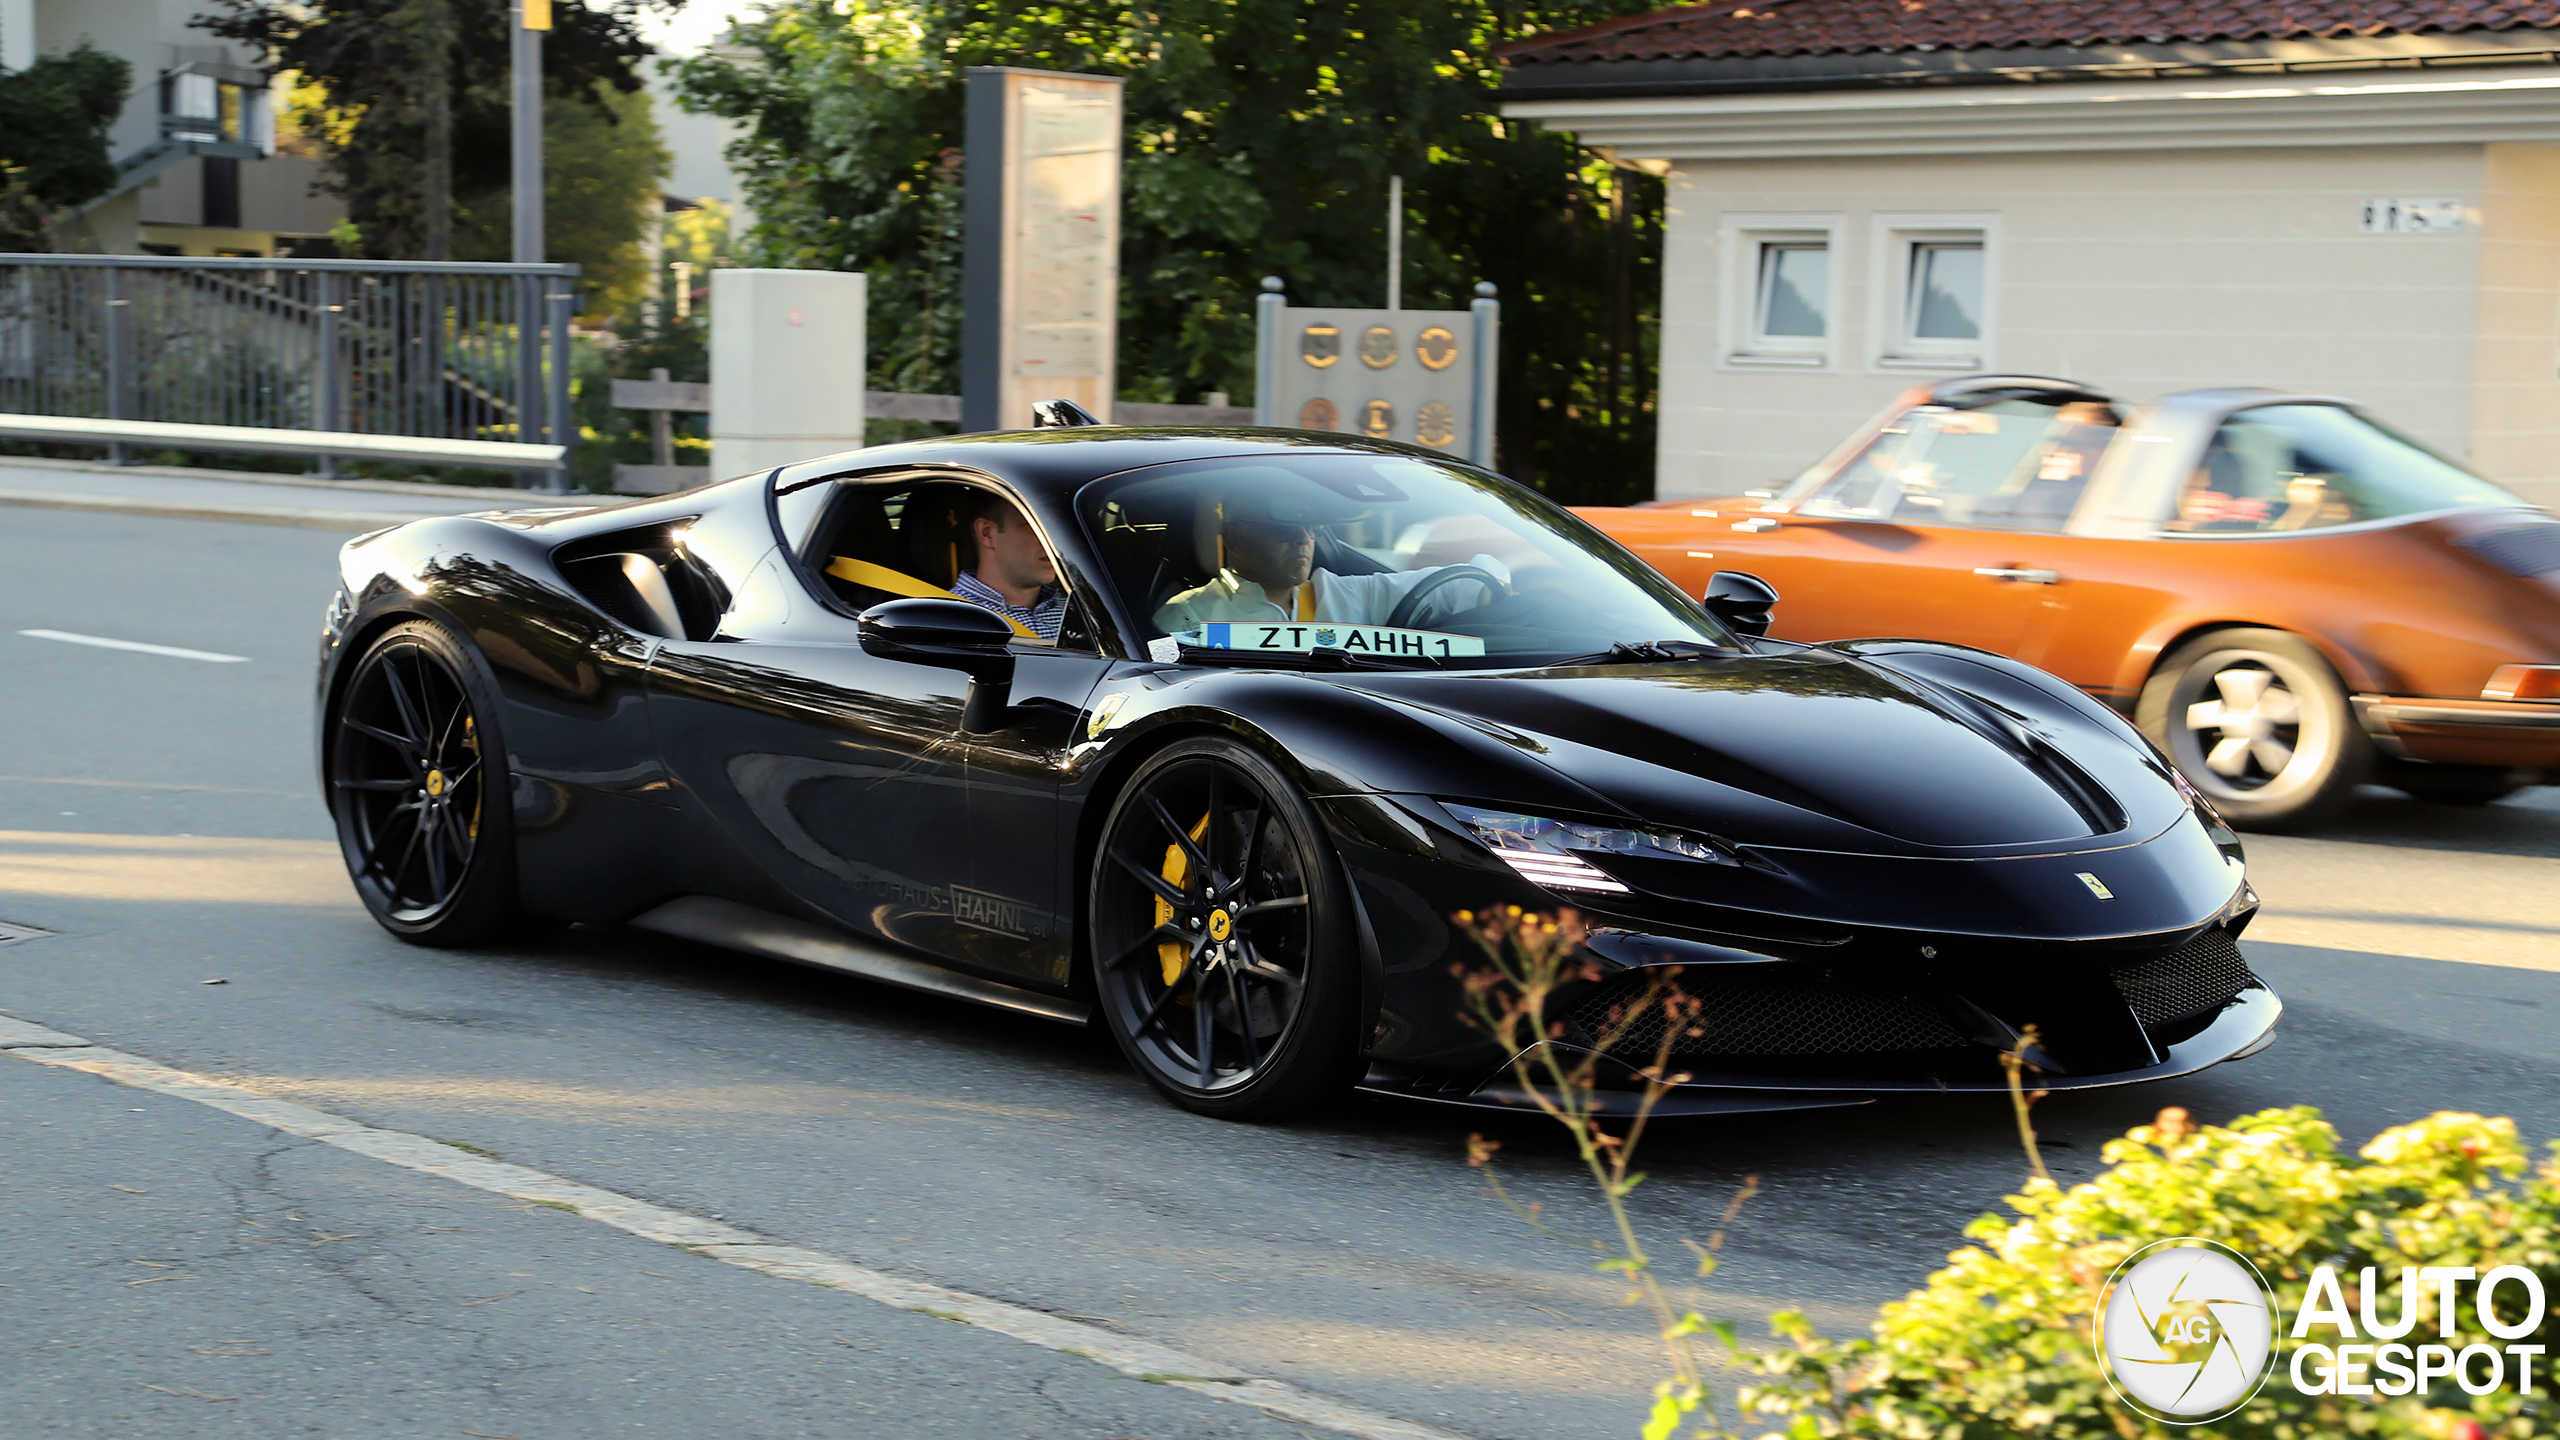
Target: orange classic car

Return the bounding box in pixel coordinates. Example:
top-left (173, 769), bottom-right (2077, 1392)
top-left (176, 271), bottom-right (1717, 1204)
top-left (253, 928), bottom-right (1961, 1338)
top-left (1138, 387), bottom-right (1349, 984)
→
top-left (1585, 375), bottom-right (2560, 828)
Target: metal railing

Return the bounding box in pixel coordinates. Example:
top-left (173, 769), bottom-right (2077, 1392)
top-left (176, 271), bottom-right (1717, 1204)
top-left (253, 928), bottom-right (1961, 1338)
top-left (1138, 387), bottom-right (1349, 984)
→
top-left (0, 254), bottom-right (580, 486)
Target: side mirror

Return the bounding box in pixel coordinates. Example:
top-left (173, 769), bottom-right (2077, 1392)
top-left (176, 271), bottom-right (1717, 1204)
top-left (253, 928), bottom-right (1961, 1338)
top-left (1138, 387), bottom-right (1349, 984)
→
top-left (1703, 571), bottom-right (1779, 639)
top-left (858, 598), bottom-right (1016, 732)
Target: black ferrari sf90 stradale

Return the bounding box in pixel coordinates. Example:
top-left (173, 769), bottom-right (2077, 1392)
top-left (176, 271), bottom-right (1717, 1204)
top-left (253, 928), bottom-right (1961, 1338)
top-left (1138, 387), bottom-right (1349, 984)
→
top-left (316, 423), bottom-right (2276, 1118)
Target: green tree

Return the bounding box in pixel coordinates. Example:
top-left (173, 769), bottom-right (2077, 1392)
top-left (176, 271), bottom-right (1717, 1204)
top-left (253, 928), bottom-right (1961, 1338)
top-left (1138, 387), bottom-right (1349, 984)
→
top-left (456, 79), bottom-right (672, 317)
top-left (672, 0), bottom-right (1664, 504)
top-left (203, 0), bottom-right (666, 264)
top-left (0, 43), bottom-right (134, 249)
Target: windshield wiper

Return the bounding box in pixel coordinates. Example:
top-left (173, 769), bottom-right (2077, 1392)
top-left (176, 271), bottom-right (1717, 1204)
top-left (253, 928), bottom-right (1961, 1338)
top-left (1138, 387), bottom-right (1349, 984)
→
top-left (1550, 640), bottom-right (1732, 668)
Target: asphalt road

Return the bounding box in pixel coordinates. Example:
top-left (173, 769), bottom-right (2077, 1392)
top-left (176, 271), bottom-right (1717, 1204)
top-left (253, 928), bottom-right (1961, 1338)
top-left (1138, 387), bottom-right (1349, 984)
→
top-left (5, 504), bottom-right (2558, 1440)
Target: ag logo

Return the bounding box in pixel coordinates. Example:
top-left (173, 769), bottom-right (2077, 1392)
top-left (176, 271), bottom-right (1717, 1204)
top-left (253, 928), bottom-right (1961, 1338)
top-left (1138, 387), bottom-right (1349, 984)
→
top-left (2094, 1238), bottom-right (2279, 1424)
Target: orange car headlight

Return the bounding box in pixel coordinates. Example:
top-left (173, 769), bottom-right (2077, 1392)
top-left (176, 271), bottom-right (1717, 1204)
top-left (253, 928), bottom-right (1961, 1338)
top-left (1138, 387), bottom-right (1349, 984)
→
top-left (2483, 664), bottom-right (2560, 702)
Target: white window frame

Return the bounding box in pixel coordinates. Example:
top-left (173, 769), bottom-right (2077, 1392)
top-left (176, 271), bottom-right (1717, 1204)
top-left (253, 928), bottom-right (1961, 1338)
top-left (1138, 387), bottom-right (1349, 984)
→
top-left (1870, 214), bottom-right (1998, 373)
top-left (1720, 214), bottom-right (1843, 371)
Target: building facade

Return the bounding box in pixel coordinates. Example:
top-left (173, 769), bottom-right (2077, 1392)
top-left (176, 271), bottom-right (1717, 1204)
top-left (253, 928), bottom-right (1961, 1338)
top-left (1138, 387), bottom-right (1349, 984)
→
top-left (1498, 2), bottom-right (2560, 510)
top-left (21, 0), bottom-right (342, 256)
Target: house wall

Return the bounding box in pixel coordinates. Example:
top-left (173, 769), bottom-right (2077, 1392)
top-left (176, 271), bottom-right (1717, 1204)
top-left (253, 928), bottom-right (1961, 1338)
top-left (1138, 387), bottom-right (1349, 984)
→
top-left (1657, 144), bottom-right (2560, 507)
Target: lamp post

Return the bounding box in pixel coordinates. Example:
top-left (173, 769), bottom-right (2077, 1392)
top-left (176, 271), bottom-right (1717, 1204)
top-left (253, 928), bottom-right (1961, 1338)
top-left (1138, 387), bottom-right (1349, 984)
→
top-left (511, 0), bottom-right (547, 264)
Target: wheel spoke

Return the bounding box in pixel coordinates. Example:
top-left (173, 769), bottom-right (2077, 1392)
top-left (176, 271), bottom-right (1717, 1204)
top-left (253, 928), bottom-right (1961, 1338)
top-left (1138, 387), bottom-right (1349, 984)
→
top-left (1224, 966), bottom-right (1261, 1071)
top-left (381, 812), bottom-right (427, 892)
top-left (2185, 700), bottom-right (2228, 733)
top-left (1139, 791), bottom-right (1210, 877)
top-left (1234, 894), bottom-right (1307, 921)
top-left (335, 776), bottom-right (415, 792)
top-left (1202, 769), bottom-right (1226, 874)
top-left (1238, 809), bottom-right (1268, 892)
top-left (1133, 971), bottom-right (1188, 1038)
top-left (1236, 941), bottom-right (1304, 994)
top-left (1110, 848), bottom-right (1192, 908)
top-left (2256, 687), bottom-right (2301, 726)
top-left (344, 716), bottom-right (421, 756)
top-left (1193, 979), bottom-right (1216, 1087)
top-left (2213, 668), bottom-right (2272, 709)
top-left (381, 653), bottom-right (432, 752)
top-left (2250, 737), bottom-right (2296, 775)
top-left (1101, 922), bottom-right (1190, 972)
top-left (2205, 735), bottom-right (2254, 776)
top-left (420, 816), bottom-right (450, 899)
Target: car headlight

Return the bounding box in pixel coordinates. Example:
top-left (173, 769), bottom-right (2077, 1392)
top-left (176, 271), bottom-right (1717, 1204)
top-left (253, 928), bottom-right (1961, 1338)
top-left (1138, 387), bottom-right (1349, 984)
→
top-left (1444, 804), bottom-right (1733, 895)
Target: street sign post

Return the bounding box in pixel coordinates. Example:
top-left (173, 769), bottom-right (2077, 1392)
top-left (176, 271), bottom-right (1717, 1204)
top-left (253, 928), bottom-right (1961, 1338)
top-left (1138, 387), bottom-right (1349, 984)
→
top-left (1253, 278), bottom-right (1499, 466)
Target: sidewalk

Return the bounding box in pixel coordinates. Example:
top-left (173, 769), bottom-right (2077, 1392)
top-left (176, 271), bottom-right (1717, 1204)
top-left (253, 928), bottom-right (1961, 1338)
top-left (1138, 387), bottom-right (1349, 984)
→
top-left (0, 455), bottom-right (582, 531)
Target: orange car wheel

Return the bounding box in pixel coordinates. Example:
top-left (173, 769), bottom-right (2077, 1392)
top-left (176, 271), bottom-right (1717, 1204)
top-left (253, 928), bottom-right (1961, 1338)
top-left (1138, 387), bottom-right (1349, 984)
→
top-left (2137, 628), bottom-right (2374, 831)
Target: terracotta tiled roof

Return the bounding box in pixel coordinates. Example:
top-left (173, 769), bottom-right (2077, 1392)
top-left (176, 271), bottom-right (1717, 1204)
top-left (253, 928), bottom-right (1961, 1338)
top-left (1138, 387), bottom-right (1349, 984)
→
top-left (1497, 1), bottom-right (2560, 66)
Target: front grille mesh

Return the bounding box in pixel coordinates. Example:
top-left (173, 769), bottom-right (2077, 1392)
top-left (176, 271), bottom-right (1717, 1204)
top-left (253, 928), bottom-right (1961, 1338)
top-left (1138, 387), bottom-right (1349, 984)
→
top-left (2460, 523), bottom-right (2560, 578)
top-left (2110, 928), bottom-right (2256, 1028)
top-left (1574, 969), bottom-right (1967, 1058)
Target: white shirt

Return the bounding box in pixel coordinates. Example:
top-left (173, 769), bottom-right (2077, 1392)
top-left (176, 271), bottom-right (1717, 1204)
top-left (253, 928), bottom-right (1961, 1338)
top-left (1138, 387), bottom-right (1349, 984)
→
top-left (1154, 555), bottom-right (1511, 635)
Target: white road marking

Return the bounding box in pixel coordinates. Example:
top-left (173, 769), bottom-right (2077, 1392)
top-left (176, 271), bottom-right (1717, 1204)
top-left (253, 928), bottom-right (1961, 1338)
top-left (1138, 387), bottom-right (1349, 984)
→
top-left (18, 629), bottom-right (248, 663)
top-left (0, 1015), bottom-right (1469, 1440)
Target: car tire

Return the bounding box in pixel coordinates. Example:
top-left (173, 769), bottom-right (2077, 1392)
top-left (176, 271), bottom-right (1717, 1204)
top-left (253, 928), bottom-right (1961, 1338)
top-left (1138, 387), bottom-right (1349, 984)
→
top-left (1088, 737), bottom-right (1364, 1119)
top-left (2138, 628), bottom-right (2373, 831)
top-left (327, 619), bottom-right (526, 946)
top-left (2376, 758), bottom-right (2530, 807)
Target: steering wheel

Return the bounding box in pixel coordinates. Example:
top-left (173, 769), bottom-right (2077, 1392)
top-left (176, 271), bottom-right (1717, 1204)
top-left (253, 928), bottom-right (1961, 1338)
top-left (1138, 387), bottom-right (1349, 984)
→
top-left (1385, 564), bottom-right (1510, 631)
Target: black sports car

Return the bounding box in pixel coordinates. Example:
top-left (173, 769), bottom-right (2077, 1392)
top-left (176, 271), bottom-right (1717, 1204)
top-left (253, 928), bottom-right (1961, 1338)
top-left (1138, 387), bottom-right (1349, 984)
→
top-left (316, 422), bottom-right (2277, 1118)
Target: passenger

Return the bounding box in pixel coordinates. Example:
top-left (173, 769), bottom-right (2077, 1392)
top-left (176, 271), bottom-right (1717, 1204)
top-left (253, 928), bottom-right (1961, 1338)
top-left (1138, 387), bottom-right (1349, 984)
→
top-left (1154, 492), bottom-right (1510, 635)
top-left (952, 494), bottom-right (1068, 641)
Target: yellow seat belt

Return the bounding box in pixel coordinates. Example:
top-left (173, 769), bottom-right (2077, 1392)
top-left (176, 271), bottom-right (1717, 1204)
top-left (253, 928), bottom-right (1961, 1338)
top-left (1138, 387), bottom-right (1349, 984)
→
top-left (825, 556), bottom-right (1035, 639)
top-left (1297, 577), bottom-right (1317, 622)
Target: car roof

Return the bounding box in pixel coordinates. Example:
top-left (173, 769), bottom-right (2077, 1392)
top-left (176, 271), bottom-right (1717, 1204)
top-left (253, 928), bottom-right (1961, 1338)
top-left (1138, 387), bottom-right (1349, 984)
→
top-left (768, 426), bottom-right (1472, 503)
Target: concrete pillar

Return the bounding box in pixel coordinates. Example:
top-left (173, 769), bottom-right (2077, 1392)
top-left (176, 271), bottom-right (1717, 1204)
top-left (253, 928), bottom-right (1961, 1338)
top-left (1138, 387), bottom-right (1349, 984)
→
top-left (710, 268), bottom-right (868, 477)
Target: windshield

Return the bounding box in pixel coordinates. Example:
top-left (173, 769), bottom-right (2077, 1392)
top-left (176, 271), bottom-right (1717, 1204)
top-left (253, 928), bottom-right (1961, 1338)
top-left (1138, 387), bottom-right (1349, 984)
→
top-left (2168, 403), bottom-right (2526, 533)
top-left (1077, 454), bottom-right (1732, 664)
top-left (1800, 396), bottom-right (2119, 531)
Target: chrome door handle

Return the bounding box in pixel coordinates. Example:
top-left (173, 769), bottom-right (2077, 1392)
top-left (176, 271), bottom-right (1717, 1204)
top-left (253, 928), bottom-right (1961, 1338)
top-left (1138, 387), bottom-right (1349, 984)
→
top-left (1973, 567), bottom-right (2060, 584)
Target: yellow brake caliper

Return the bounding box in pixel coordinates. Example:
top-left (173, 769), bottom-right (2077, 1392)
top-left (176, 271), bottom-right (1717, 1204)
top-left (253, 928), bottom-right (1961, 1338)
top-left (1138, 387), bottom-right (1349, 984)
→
top-left (1154, 813), bottom-right (1211, 986)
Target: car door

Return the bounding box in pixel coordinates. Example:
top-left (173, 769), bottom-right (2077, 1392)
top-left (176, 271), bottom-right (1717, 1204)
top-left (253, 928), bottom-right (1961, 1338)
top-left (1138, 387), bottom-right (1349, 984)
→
top-left (645, 475), bottom-right (1109, 988)
top-left (1729, 398), bottom-right (2118, 661)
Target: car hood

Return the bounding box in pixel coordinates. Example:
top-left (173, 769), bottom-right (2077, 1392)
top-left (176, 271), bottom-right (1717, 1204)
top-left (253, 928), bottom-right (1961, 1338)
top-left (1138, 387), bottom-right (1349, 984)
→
top-left (1337, 647), bottom-right (2188, 857)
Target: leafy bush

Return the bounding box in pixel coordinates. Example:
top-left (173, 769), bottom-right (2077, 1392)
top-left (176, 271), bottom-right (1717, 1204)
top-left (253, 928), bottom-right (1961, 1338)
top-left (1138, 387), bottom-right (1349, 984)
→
top-left (1733, 1107), bottom-right (2560, 1439)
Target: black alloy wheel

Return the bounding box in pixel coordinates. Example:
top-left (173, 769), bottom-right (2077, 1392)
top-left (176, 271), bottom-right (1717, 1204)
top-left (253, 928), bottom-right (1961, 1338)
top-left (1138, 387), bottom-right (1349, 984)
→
top-left (1089, 738), bottom-right (1362, 1118)
top-left (329, 620), bottom-right (521, 945)
top-left (2138, 627), bottom-right (2372, 831)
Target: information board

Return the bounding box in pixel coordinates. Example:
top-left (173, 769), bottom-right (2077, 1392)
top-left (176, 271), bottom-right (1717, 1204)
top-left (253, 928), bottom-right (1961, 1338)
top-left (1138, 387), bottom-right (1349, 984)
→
top-left (1254, 284), bottom-right (1498, 465)
top-left (962, 68), bottom-right (1123, 431)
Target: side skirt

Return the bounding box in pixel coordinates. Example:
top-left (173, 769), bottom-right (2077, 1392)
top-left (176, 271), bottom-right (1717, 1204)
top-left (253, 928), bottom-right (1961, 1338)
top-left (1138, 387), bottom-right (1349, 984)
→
top-left (629, 896), bottom-right (1092, 1026)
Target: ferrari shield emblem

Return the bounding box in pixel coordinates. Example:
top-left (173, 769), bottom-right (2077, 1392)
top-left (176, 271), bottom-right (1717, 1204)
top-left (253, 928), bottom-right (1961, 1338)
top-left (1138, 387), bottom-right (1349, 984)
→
top-left (1299, 324), bottom-right (1340, 368)
top-left (2077, 872), bottom-right (2115, 900)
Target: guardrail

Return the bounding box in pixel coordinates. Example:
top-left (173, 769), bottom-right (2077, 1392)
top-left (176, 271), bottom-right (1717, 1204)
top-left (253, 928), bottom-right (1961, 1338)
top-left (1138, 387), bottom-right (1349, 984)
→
top-left (0, 253), bottom-right (580, 488)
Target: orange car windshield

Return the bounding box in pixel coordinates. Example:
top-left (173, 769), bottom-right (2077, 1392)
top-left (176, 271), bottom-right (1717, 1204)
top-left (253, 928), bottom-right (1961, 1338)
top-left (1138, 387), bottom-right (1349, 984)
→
top-left (1801, 397), bottom-right (2118, 531)
top-left (2167, 404), bottom-right (2527, 534)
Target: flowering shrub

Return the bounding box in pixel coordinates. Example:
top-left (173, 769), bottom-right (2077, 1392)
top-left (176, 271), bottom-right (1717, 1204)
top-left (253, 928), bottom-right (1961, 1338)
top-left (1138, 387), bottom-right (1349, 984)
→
top-left (1733, 1107), bottom-right (2560, 1439)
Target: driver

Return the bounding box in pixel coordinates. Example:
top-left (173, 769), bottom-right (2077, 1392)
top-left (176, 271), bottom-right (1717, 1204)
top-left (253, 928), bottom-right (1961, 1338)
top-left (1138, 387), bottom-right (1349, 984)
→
top-left (1153, 490), bottom-right (1511, 634)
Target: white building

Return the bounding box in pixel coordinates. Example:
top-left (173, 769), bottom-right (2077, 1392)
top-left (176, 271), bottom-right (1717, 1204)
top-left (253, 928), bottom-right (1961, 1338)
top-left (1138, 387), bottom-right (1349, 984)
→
top-left (1499, 1), bottom-right (2560, 510)
top-left (20, 0), bottom-right (342, 255)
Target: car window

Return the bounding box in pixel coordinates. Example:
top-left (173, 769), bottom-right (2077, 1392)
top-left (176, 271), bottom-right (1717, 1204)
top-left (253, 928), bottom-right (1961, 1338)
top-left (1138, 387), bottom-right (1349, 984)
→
top-left (1801, 397), bottom-right (2118, 531)
top-left (1077, 454), bottom-right (1731, 664)
top-left (806, 478), bottom-right (1091, 649)
top-left (2167, 403), bottom-right (2526, 534)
